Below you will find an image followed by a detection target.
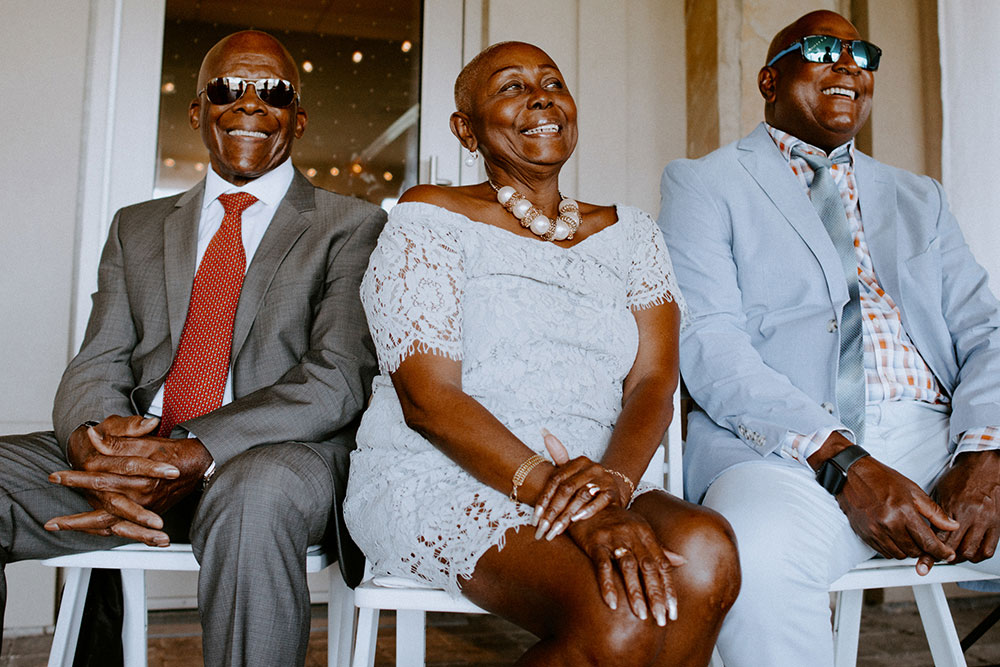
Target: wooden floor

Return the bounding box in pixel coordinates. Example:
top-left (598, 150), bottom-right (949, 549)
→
top-left (5, 594), bottom-right (1000, 666)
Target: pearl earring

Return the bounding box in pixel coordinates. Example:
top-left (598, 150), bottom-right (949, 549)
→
top-left (464, 149), bottom-right (479, 167)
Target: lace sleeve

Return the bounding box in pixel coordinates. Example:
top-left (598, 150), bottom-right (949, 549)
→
top-left (626, 208), bottom-right (690, 327)
top-left (360, 209), bottom-right (465, 372)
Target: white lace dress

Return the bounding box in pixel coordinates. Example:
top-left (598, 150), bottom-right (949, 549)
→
top-left (343, 201), bottom-right (687, 595)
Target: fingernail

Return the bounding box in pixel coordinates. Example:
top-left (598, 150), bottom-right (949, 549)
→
top-left (668, 597), bottom-right (678, 621)
top-left (531, 507), bottom-right (541, 526)
top-left (607, 595), bottom-right (617, 611)
top-left (545, 521), bottom-right (565, 541)
top-left (163, 466), bottom-right (180, 479)
top-left (44, 522), bottom-right (59, 531)
top-left (637, 604), bottom-right (648, 621)
top-left (654, 605), bottom-right (666, 627)
top-left (540, 428), bottom-right (552, 438)
top-left (535, 520), bottom-right (550, 540)
top-left (571, 510), bottom-right (587, 522)
top-left (917, 563), bottom-right (928, 575)
top-left (142, 417), bottom-right (157, 425)
top-left (48, 473), bottom-right (61, 483)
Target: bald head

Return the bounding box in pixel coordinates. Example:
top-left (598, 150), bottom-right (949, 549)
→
top-left (454, 41), bottom-right (552, 115)
top-left (766, 10), bottom-right (859, 65)
top-left (758, 10), bottom-right (873, 152)
top-left (189, 30), bottom-right (307, 186)
top-left (197, 30), bottom-right (300, 97)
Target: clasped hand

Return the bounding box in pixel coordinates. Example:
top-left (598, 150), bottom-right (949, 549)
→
top-left (837, 450), bottom-right (1000, 574)
top-left (531, 431), bottom-right (684, 626)
top-left (45, 415), bottom-right (213, 546)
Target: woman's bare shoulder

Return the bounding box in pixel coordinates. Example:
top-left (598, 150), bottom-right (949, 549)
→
top-left (397, 184), bottom-right (490, 219)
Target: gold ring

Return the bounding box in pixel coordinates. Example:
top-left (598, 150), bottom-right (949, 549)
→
top-left (614, 547), bottom-right (631, 558)
top-left (585, 482), bottom-right (601, 496)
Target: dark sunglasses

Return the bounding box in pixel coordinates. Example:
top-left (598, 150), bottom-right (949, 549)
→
top-left (767, 35), bottom-right (882, 71)
top-left (199, 76), bottom-right (299, 108)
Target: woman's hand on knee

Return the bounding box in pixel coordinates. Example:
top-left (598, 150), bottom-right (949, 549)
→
top-left (568, 507), bottom-right (686, 627)
top-left (532, 430), bottom-right (623, 540)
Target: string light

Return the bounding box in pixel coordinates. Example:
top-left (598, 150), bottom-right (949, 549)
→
top-left (401, 41), bottom-right (412, 53)
top-left (301, 60), bottom-right (314, 73)
top-left (352, 51), bottom-right (363, 63)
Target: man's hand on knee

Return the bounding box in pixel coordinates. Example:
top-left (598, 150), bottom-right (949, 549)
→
top-left (44, 508), bottom-right (171, 547)
top-left (919, 451), bottom-right (1000, 571)
top-left (836, 456), bottom-right (959, 571)
top-left (47, 415), bottom-right (213, 537)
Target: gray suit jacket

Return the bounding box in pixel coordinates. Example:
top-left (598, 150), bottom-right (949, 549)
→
top-left (52, 169), bottom-right (386, 584)
top-left (659, 123), bottom-right (1000, 502)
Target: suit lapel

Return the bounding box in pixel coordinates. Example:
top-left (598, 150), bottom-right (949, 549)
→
top-left (853, 152), bottom-right (901, 306)
top-left (163, 182), bottom-right (204, 351)
top-left (230, 170), bottom-right (316, 362)
top-left (737, 123), bottom-right (850, 307)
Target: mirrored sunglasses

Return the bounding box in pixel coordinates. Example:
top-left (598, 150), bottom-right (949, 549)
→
top-left (199, 76), bottom-right (299, 108)
top-left (767, 35), bottom-right (882, 71)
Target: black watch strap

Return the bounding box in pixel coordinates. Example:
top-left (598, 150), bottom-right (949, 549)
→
top-left (815, 444), bottom-right (870, 495)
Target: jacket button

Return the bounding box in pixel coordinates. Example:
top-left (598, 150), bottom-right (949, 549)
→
top-left (827, 319), bottom-right (838, 333)
top-left (821, 402), bottom-right (835, 414)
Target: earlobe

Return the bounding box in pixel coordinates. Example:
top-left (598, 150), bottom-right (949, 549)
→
top-left (295, 107), bottom-right (308, 139)
top-left (449, 112), bottom-right (477, 153)
top-left (758, 67), bottom-right (777, 103)
top-left (188, 100), bottom-right (201, 129)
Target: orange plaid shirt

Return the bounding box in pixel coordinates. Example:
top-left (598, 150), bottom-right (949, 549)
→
top-left (765, 125), bottom-right (999, 463)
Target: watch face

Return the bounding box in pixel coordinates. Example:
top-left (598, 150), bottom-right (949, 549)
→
top-left (816, 460), bottom-right (847, 495)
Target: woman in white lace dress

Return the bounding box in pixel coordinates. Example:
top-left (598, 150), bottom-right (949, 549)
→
top-left (344, 41), bottom-right (739, 666)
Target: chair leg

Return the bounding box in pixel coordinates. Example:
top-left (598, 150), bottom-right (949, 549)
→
top-left (120, 568), bottom-right (148, 667)
top-left (47, 567), bottom-right (92, 667)
top-left (395, 609), bottom-right (426, 667)
top-left (833, 589), bottom-right (863, 667)
top-left (352, 606), bottom-right (379, 667)
top-left (328, 569), bottom-right (356, 667)
top-left (913, 583), bottom-right (967, 667)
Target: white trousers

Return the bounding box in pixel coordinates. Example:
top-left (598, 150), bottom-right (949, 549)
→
top-left (704, 401), bottom-right (1000, 667)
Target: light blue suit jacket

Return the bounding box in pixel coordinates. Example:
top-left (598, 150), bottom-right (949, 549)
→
top-left (658, 123), bottom-right (1000, 502)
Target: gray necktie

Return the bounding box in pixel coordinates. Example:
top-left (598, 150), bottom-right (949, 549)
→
top-left (793, 147), bottom-right (865, 446)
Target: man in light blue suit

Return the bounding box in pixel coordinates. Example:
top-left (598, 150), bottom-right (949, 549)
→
top-left (659, 9), bottom-right (1000, 665)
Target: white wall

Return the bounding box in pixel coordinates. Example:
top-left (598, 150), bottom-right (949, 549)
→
top-left (940, 1), bottom-right (1000, 287)
top-left (484, 0), bottom-right (687, 215)
top-left (0, 0), bottom-right (94, 631)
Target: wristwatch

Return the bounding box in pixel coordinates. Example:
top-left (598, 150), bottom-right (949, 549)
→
top-left (201, 460), bottom-right (217, 491)
top-left (815, 444), bottom-right (870, 495)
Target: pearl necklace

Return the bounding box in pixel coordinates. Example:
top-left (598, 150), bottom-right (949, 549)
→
top-left (489, 181), bottom-right (581, 242)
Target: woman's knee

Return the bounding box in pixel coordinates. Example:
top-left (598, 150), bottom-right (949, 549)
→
top-left (668, 505), bottom-right (741, 609)
top-left (561, 603), bottom-right (664, 666)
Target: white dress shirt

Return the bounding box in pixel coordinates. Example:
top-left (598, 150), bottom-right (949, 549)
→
top-left (146, 158), bottom-right (295, 421)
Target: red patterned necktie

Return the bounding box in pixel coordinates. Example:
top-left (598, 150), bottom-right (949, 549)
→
top-left (158, 192), bottom-right (258, 437)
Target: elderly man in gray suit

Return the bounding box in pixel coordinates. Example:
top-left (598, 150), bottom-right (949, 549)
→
top-left (659, 9), bottom-right (1000, 666)
top-left (0, 30), bottom-right (385, 666)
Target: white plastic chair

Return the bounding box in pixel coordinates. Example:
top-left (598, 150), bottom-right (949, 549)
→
top-left (343, 392), bottom-right (685, 667)
top-left (41, 542), bottom-right (355, 667)
top-left (707, 558), bottom-right (1000, 667)
top-left (828, 558), bottom-right (999, 667)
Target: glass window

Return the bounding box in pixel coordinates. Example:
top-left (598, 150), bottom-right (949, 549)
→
top-left (155, 0), bottom-right (421, 209)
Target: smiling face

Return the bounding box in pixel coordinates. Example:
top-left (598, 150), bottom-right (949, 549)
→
top-left (189, 31), bottom-right (307, 186)
top-left (759, 11), bottom-right (874, 152)
top-left (450, 42), bottom-right (578, 178)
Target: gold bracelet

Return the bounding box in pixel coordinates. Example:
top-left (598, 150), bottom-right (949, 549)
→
top-left (510, 454), bottom-right (546, 502)
top-left (605, 468), bottom-right (636, 503)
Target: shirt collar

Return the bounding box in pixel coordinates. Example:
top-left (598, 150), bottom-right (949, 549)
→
top-left (202, 158), bottom-right (295, 209)
top-left (765, 123), bottom-right (855, 167)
